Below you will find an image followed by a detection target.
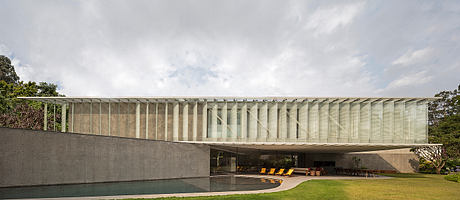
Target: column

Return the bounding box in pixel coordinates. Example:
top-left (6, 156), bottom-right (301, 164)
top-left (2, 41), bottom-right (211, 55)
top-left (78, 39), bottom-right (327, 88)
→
top-left (193, 102), bottom-right (198, 141)
top-left (108, 102), bottom-right (111, 136)
top-left (99, 102), bottom-right (102, 135)
top-left (299, 102), bottom-right (308, 140)
top-left (230, 103), bottom-right (237, 141)
top-left (258, 103), bottom-right (268, 141)
top-left (71, 103), bottom-right (74, 132)
top-left (145, 103), bottom-right (149, 139)
top-left (164, 103), bottom-right (168, 141)
top-left (211, 103), bottom-right (218, 139)
top-left (221, 102), bottom-right (227, 140)
top-left (240, 102), bottom-right (247, 141)
top-left (279, 102), bottom-right (287, 141)
top-left (202, 102), bottom-right (207, 140)
top-left (135, 102), bottom-right (140, 138)
top-left (53, 104), bottom-right (56, 131)
top-left (61, 104), bottom-right (66, 132)
top-left (155, 103), bottom-right (158, 140)
top-left (182, 103), bottom-right (189, 141)
top-left (173, 102), bottom-right (179, 141)
top-left (288, 103), bottom-right (297, 141)
top-left (268, 102), bottom-right (278, 141)
top-left (248, 103), bottom-right (258, 140)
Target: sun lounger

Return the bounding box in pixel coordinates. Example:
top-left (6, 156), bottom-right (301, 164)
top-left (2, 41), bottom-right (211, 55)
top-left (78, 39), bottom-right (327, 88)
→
top-left (283, 168), bottom-right (294, 176)
top-left (275, 168), bottom-right (285, 175)
top-left (267, 168), bottom-right (276, 175)
top-left (259, 168), bottom-right (267, 174)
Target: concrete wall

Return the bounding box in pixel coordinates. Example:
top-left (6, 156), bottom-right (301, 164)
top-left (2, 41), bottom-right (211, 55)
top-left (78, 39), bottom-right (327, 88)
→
top-left (0, 127), bottom-right (210, 187)
top-left (304, 148), bottom-right (418, 173)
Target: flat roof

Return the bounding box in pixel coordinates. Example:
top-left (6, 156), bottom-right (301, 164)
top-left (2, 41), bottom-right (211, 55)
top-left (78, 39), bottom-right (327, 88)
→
top-left (185, 141), bottom-right (442, 153)
top-left (18, 96), bottom-right (440, 104)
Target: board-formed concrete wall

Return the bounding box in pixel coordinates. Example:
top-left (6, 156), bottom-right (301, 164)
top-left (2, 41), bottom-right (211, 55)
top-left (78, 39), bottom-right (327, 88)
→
top-left (0, 127), bottom-right (210, 187)
top-left (304, 148), bottom-right (418, 173)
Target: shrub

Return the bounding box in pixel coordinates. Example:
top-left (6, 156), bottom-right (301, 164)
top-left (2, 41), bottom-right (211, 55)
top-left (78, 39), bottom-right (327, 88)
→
top-left (444, 173), bottom-right (460, 183)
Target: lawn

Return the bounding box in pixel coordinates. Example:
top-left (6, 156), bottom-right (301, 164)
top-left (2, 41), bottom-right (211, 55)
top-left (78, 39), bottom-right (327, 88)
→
top-left (130, 174), bottom-right (460, 200)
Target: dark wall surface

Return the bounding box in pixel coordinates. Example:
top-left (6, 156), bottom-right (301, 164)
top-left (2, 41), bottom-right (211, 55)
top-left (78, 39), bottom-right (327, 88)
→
top-left (0, 128), bottom-right (210, 187)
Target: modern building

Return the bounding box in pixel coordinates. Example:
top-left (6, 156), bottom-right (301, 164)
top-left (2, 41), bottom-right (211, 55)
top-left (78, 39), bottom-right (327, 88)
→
top-left (18, 96), bottom-right (438, 175)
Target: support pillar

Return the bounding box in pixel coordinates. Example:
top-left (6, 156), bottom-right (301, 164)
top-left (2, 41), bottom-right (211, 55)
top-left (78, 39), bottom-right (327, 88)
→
top-left (211, 103), bottom-right (218, 139)
top-left (135, 102), bottom-right (140, 138)
top-left (248, 103), bottom-right (258, 140)
top-left (43, 103), bottom-right (48, 131)
top-left (71, 103), bottom-right (74, 132)
top-left (240, 102), bottom-right (247, 141)
top-left (280, 103), bottom-right (287, 141)
top-left (268, 103), bottom-right (278, 141)
top-left (61, 104), bottom-right (66, 132)
top-left (193, 102), bottom-right (198, 141)
top-left (230, 103), bottom-right (237, 141)
top-left (258, 103), bottom-right (268, 141)
top-left (145, 103), bottom-right (149, 139)
top-left (288, 103), bottom-right (297, 141)
top-left (221, 102), bottom-right (227, 140)
top-left (173, 102), bottom-right (179, 141)
top-left (182, 103), bottom-right (189, 141)
top-left (202, 102), bottom-right (208, 140)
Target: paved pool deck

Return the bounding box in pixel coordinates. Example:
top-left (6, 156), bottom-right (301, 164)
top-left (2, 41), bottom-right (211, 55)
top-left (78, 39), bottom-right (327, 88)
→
top-left (26, 175), bottom-right (391, 200)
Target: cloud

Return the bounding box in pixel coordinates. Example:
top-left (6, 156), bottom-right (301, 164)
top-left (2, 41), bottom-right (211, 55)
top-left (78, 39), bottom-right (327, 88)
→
top-left (306, 2), bottom-right (365, 36)
top-left (0, 0), bottom-right (459, 97)
top-left (391, 47), bottom-right (433, 66)
top-left (385, 70), bottom-right (433, 90)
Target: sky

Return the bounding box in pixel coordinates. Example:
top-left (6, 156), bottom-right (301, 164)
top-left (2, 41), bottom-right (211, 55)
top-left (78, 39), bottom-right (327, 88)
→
top-left (0, 0), bottom-right (459, 97)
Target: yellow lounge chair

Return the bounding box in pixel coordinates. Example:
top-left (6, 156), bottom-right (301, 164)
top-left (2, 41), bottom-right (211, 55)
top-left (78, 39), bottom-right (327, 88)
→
top-left (283, 168), bottom-right (294, 176)
top-left (275, 168), bottom-right (285, 175)
top-left (267, 168), bottom-right (276, 175)
top-left (259, 168), bottom-right (267, 174)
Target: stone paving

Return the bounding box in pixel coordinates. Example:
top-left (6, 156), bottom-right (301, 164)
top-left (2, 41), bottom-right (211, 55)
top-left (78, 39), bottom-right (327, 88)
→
top-left (27, 175), bottom-right (391, 200)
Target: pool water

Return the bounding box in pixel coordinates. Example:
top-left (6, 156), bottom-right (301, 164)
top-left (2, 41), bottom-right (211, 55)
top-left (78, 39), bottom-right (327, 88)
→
top-left (0, 176), bottom-right (281, 199)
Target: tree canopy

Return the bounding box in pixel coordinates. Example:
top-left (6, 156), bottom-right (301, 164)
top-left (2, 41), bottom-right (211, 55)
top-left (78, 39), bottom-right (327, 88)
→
top-left (0, 55), bottom-right (20, 84)
top-left (0, 55), bottom-right (63, 130)
top-left (428, 84), bottom-right (460, 159)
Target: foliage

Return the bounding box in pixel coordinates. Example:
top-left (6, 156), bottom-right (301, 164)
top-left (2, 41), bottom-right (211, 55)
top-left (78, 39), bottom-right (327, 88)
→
top-left (445, 158), bottom-right (460, 173)
top-left (0, 55), bottom-right (63, 131)
top-left (412, 146), bottom-right (448, 174)
top-left (351, 156), bottom-right (362, 169)
top-left (0, 55), bottom-right (20, 84)
top-left (429, 114), bottom-right (460, 159)
top-left (444, 173), bottom-right (460, 183)
top-left (428, 84), bottom-right (460, 159)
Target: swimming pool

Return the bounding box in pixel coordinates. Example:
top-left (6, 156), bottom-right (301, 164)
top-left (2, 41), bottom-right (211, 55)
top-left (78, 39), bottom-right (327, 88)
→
top-left (0, 176), bottom-right (281, 199)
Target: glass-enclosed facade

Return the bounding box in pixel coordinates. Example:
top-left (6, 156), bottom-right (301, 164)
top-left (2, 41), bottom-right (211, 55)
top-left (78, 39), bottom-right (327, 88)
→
top-left (20, 97), bottom-right (434, 144)
top-left (205, 99), bottom-right (429, 144)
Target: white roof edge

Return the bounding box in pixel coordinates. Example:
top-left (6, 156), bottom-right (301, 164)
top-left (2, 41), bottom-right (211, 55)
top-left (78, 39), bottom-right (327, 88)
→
top-left (180, 141), bottom-right (442, 146)
top-left (17, 96), bottom-right (441, 103)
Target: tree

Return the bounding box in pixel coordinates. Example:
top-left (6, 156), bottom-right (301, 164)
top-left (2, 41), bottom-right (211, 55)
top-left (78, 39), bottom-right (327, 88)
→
top-left (428, 84), bottom-right (459, 126)
top-left (37, 82), bottom-right (60, 97)
top-left (428, 84), bottom-right (460, 159)
top-left (430, 114), bottom-right (460, 158)
top-left (0, 55), bottom-right (64, 130)
top-left (0, 55), bottom-right (20, 84)
top-left (413, 146), bottom-right (448, 174)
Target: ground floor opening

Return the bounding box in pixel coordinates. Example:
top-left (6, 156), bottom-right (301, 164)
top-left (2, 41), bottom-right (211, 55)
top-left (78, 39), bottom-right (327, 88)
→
top-left (210, 146), bottom-right (419, 175)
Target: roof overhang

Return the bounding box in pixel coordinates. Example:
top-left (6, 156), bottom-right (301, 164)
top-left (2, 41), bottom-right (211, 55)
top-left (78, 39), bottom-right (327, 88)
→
top-left (17, 96), bottom-right (441, 104)
top-left (182, 141), bottom-right (442, 153)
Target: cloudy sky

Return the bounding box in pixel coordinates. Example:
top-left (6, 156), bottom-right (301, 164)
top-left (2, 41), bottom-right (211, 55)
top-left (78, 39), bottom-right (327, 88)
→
top-left (0, 0), bottom-right (459, 97)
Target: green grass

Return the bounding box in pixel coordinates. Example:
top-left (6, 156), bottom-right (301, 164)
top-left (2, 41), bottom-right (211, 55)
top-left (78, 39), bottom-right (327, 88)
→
top-left (128, 174), bottom-right (460, 200)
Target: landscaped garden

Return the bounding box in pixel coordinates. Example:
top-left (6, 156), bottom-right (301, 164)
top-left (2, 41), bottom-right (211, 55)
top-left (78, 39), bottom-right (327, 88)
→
top-left (137, 173), bottom-right (459, 200)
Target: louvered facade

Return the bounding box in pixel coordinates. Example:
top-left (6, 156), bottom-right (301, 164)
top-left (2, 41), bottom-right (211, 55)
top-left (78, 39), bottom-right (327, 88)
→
top-left (20, 97), bottom-right (434, 146)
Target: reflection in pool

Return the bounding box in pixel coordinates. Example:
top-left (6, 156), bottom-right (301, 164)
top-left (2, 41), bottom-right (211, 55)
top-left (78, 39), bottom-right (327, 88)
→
top-left (0, 176), bottom-right (281, 199)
